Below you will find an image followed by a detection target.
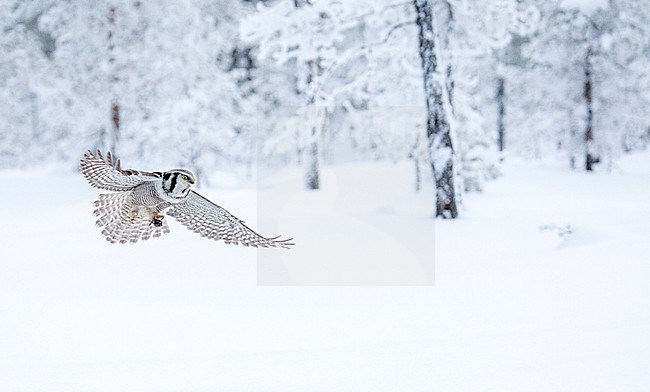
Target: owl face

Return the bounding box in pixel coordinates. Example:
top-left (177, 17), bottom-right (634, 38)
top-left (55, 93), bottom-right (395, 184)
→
top-left (162, 169), bottom-right (196, 199)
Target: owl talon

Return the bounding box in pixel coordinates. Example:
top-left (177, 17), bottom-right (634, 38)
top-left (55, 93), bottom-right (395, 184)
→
top-left (151, 214), bottom-right (165, 228)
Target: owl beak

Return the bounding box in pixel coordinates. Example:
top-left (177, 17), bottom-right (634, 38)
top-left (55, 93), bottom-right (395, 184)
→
top-left (189, 178), bottom-right (196, 185)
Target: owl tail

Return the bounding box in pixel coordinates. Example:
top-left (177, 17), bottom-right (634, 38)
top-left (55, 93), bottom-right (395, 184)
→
top-left (93, 192), bottom-right (170, 244)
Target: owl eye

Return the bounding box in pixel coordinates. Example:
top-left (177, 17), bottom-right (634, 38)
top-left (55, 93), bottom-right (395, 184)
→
top-left (182, 175), bottom-right (189, 181)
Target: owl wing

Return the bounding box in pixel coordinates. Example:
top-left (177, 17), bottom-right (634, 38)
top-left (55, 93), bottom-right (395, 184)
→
top-left (93, 192), bottom-right (170, 244)
top-left (167, 191), bottom-right (294, 249)
top-left (80, 149), bottom-right (160, 191)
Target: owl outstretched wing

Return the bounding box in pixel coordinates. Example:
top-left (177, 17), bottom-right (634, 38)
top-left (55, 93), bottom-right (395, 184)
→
top-left (93, 192), bottom-right (170, 244)
top-left (80, 149), bottom-right (160, 191)
top-left (167, 191), bottom-right (294, 249)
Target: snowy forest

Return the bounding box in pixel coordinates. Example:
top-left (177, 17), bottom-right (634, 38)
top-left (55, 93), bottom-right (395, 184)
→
top-left (1, 0), bottom-right (648, 218)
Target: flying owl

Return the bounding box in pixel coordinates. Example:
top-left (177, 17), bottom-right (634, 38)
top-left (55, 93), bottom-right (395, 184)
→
top-left (80, 149), bottom-right (293, 248)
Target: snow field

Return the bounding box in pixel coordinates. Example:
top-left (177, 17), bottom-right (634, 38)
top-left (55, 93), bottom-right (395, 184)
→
top-left (0, 152), bottom-right (649, 391)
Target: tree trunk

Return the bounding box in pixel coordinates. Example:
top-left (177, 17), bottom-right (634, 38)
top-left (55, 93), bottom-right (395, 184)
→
top-left (496, 76), bottom-right (505, 156)
top-left (411, 137), bottom-right (422, 192)
top-left (293, 0), bottom-right (322, 190)
top-left (414, 155), bottom-right (421, 192)
top-left (568, 108), bottom-right (577, 169)
top-left (303, 57), bottom-right (321, 190)
top-left (305, 125), bottom-right (320, 190)
top-left (29, 91), bottom-right (39, 140)
top-left (111, 100), bottom-right (120, 149)
top-left (414, 0), bottom-right (458, 218)
top-left (584, 47), bottom-right (596, 171)
top-left (107, 6), bottom-right (120, 155)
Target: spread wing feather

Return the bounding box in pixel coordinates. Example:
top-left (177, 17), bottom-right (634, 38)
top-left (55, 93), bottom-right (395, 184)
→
top-left (93, 192), bottom-right (170, 244)
top-left (80, 149), bottom-right (160, 191)
top-left (167, 191), bottom-right (294, 249)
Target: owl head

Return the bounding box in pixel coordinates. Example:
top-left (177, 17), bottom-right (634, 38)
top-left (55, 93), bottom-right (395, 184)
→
top-left (161, 169), bottom-right (196, 198)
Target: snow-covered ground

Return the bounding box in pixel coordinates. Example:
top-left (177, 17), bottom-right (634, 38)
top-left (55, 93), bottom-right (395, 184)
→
top-left (257, 161), bottom-right (434, 285)
top-left (1, 153), bottom-right (649, 391)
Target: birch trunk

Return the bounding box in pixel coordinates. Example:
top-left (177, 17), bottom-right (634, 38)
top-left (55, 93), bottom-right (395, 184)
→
top-left (414, 0), bottom-right (458, 218)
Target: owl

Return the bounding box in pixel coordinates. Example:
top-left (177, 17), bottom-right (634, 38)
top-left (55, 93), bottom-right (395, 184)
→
top-left (80, 150), bottom-right (293, 248)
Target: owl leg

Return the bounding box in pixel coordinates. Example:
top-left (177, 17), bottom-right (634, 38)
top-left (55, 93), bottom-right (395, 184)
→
top-left (129, 205), bottom-right (155, 221)
top-left (130, 206), bottom-right (164, 230)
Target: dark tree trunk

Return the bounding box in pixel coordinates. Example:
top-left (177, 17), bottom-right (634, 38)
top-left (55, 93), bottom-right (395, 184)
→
top-left (107, 6), bottom-right (120, 155)
top-left (496, 76), bottom-right (505, 155)
top-left (584, 47), bottom-right (596, 171)
top-left (414, 0), bottom-right (458, 218)
top-left (305, 128), bottom-right (320, 190)
top-left (304, 56), bottom-right (321, 190)
top-left (111, 101), bottom-right (120, 142)
top-left (294, 0), bottom-right (321, 190)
